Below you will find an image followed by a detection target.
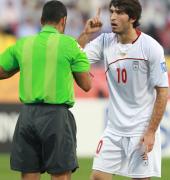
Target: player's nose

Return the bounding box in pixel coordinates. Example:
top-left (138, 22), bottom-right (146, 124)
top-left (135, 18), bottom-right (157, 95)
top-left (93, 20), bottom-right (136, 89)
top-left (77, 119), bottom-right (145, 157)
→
top-left (110, 12), bottom-right (117, 21)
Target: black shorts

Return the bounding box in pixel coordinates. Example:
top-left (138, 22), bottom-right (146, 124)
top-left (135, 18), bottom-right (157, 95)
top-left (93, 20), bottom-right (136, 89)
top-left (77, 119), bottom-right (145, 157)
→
top-left (10, 104), bottom-right (78, 174)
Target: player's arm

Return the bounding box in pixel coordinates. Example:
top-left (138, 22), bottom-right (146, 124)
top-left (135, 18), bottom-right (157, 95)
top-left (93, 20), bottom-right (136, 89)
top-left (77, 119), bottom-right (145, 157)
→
top-left (77, 8), bottom-right (102, 48)
top-left (0, 66), bottom-right (19, 79)
top-left (140, 87), bottom-right (168, 157)
top-left (140, 44), bottom-right (169, 158)
top-left (73, 72), bottom-right (91, 92)
top-left (148, 87), bottom-right (168, 133)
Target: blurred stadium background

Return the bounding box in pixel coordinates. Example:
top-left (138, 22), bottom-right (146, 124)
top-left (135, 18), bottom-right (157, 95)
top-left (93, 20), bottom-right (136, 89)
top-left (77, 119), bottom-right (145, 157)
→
top-left (0, 0), bottom-right (170, 179)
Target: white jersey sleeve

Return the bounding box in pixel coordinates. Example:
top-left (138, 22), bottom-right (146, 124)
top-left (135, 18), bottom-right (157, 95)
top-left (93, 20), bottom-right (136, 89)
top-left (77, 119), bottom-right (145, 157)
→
top-left (149, 42), bottom-right (169, 88)
top-left (84, 34), bottom-right (104, 63)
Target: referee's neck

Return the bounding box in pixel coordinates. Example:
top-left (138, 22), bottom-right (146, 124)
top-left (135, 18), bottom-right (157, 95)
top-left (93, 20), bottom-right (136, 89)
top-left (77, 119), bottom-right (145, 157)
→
top-left (41, 18), bottom-right (66, 34)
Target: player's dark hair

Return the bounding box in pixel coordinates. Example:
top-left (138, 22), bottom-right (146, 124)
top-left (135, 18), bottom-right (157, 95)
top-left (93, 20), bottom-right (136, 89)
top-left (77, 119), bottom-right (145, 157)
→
top-left (109, 0), bottom-right (142, 28)
top-left (41, 0), bottom-right (67, 24)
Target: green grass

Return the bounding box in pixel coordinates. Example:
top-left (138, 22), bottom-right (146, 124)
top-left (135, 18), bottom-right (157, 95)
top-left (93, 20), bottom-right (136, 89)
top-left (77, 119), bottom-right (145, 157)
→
top-left (0, 154), bottom-right (169, 180)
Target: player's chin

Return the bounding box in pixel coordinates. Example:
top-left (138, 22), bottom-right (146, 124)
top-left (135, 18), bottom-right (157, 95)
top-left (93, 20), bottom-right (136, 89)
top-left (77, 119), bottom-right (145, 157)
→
top-left (112, 28), bottom-right (119, 33)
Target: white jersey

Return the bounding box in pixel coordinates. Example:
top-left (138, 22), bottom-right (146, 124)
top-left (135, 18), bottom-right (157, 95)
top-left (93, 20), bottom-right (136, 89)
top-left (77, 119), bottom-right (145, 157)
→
top-left (84, 31), bottom-right (169, 136)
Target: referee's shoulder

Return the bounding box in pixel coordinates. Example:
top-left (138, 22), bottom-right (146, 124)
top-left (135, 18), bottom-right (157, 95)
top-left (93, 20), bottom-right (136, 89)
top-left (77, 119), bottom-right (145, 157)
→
top-left (59, 33), bottom-right (76, 43)
top-left (15, 34), bottom-right (38, 45)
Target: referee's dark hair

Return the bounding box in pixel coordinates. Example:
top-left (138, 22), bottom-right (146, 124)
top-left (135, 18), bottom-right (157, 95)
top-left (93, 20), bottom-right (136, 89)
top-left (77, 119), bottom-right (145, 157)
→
top-left (41, 0), bottom-right (67, 24)
top-left (109, 0), bottom-right (142, 28)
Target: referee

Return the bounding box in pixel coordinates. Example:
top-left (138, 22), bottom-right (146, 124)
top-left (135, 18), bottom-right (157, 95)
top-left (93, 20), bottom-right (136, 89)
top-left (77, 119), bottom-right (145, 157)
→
top-left (0, 1), bottom-right (91, 180)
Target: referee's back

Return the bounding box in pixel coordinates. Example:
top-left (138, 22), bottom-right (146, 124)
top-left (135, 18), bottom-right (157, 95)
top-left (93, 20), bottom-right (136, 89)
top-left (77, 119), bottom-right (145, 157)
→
top-left (0, 1), bottom-right (91, 107)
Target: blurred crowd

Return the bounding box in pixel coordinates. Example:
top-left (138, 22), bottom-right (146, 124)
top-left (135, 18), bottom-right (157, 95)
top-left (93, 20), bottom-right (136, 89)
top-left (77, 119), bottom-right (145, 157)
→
top-left (0, 0), bottom-right (170, 54)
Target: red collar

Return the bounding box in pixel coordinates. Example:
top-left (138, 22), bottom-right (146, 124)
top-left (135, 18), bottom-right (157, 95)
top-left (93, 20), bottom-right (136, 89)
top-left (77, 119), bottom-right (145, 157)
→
top-left (132, 29), bottom-right (141, 44)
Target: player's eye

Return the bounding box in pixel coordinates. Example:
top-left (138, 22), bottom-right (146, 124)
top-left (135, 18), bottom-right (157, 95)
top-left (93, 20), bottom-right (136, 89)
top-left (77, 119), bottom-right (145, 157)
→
top-left (109, 9), bottom-right (113, 14)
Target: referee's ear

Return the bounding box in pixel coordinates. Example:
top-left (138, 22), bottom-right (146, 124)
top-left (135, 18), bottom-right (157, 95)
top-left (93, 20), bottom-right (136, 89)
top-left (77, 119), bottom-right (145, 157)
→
top-left (58, 16), bottom-right (67, 33)
top-left (41, 17), bottom-right (45, 26)
top-left (61, 16), bottom-right (67, 29)
top-left (60, 16), bottom-right (67, 26)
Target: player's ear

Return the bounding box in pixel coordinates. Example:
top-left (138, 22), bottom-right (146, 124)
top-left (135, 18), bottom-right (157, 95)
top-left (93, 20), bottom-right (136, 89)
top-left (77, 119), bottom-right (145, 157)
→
top-left (130, 17), bottom-right (136, 25)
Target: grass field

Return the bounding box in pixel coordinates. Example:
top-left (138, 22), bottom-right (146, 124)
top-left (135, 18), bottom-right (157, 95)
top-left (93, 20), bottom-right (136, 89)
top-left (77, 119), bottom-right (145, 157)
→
top-left (0, 154), bottom-right (169, 180)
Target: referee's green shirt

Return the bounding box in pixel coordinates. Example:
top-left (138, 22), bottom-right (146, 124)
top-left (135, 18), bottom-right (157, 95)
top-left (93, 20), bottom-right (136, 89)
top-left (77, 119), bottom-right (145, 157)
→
top-left (0, 25), bottom-right (90, 107)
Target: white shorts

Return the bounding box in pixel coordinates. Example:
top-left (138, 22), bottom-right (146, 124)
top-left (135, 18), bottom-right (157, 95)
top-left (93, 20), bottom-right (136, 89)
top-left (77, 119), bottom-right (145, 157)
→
top-left (92, 128), bottom-right (161, 178)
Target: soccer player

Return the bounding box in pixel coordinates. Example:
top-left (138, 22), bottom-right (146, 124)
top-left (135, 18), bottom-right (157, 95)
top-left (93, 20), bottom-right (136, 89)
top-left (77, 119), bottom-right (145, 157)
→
top-left (0, 1), bottom-right (91, 180)
top-left (78, 0), bottom-right (169, 179)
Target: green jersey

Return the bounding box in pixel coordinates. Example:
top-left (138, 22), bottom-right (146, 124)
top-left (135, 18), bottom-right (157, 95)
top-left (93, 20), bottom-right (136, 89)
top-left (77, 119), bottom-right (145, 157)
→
top-left (0, 25), bottom-right (90, 106)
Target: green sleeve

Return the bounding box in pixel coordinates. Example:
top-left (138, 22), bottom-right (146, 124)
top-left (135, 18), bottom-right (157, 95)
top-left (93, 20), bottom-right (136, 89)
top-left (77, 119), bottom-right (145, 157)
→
top-left (0, 45), bottom-right (19, 71)
top-left (70, 40), bottom-right (90, 72)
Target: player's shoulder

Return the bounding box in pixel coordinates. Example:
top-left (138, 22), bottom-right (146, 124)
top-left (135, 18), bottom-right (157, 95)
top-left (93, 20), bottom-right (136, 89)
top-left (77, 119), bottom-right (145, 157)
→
top-left (93, 32), bottom-right (116, 45)
top-left (100, 32), bottom-right (114, 38)
top-left (141, 32), bottom-right (163, 51)
top-left (140, 32), bottom-right (164, 59)
top-left (99, 32), bottom-right (116, 41)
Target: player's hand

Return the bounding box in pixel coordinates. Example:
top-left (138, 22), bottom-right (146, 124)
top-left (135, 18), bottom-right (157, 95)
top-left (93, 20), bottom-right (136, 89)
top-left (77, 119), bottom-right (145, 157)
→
top-left (83, 8), bottom-right (102, 34)
top-left (140, 130), bottom-right (155, 159)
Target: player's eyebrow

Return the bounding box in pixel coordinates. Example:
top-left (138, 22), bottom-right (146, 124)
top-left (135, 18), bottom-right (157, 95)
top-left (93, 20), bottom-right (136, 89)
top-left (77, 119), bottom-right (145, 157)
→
top-left (109, 7), bottom-right (125, 14)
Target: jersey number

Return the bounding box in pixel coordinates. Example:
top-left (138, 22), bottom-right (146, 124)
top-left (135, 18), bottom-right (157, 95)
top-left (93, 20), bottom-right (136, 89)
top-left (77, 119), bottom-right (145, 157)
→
top-left (117, 68), bottom-right (127, 83)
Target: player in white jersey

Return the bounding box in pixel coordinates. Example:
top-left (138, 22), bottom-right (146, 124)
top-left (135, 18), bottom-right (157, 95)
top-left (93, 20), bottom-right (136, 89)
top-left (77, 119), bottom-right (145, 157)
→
top-left (78, 0), bottom-right (169, 179)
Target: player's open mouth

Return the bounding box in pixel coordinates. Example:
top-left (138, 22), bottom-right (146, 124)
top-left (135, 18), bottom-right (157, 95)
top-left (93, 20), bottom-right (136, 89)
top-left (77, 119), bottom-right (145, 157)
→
top-left (111, 23), bottom-right (118, 28)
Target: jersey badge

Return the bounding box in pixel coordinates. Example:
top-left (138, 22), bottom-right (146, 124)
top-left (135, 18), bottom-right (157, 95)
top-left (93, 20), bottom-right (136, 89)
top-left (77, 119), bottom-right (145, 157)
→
top-left (160, 62), bottom-right (167, 73)
top-left (133, 61), bottom-right (139, 71)
top-left (143, 159), bottom-right (149, 166)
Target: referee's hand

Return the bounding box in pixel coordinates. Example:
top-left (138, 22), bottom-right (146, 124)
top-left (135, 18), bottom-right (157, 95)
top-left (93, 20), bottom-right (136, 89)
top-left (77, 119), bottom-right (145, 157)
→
top-left (83, 8), bottom-right (102, 34)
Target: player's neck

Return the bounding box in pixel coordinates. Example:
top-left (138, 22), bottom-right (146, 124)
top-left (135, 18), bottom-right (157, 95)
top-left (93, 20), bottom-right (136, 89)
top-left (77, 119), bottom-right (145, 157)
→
top-left (117, 28), bottom-right (139, 44)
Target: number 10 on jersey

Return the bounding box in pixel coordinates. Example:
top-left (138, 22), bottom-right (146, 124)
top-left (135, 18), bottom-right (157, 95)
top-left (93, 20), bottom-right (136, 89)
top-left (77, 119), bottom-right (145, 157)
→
top-left (117, 68), bottom-right (127, 83)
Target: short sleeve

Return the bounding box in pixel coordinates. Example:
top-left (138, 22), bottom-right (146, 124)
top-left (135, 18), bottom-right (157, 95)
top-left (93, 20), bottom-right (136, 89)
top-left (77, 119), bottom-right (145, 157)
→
top-left (0, 45), bottom-right (19, 71)
top-left (149, 44), bottom-right (169, 88)
top-left (84, 34), bottom-right (104, 63)
top-left (70, 40), bottom-right (90, 72)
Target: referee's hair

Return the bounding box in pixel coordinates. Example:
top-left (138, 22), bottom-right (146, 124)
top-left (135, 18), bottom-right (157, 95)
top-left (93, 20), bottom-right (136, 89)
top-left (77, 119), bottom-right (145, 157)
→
top-left (41, 0), bottom-right (67, 24)
top-left (109, 0), bottom-right (142, 28)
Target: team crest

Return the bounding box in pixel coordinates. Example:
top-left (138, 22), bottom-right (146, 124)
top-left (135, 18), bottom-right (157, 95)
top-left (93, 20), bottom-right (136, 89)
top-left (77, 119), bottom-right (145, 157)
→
top-left (133, 61), bottom-right (139, 71)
